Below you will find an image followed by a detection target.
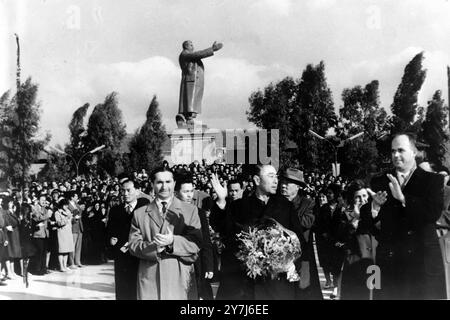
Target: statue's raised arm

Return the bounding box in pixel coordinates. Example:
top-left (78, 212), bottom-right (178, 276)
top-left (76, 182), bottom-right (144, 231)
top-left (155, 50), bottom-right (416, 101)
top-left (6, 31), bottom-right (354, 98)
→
top-left (177, 40), bottom-right (223, 127)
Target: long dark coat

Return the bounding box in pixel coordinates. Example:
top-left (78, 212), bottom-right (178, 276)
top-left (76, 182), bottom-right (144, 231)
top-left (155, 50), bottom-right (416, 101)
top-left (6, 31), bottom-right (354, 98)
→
top-left (362, 168), bottom-right (445, 300)
top-left (210, 194), bottom-right (303, 300)
top-left (194, 207), bottom-right (215, 300)
top-left (315, 203), bottom-right (346, 276)
top-left (291, 195), bottom-right (323, 300)
top-left (106, 198), bottom-right (149, 300)
top-left (19, 218), bottom-right (37, 258)
top-left (2, 209), bottom-right (22, 259)
top-left (0, 211), bottom-right (6, 261)
top-left (178, 47), bottom-right (214, 115)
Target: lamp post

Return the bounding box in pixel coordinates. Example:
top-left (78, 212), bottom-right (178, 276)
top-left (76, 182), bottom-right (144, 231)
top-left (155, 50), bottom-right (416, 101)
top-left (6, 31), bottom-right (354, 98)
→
top-left (309, 130), bottom-right (364, 176)
top-left (49, 145), bottom-right (105, 178)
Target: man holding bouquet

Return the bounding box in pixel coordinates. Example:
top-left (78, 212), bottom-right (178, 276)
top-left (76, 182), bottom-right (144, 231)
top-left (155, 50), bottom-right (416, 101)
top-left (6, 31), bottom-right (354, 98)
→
top-left (210, 164), bottom-right (304, 300)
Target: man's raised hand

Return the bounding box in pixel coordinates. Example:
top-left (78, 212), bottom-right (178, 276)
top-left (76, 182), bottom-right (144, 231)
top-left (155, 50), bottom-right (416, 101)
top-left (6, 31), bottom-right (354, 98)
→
top-left (367, 188), bottom-right (388, 207)
top-left (387, 174), bottom-right (405, 203)
top-left (210, 173), bottom-right (227, 207)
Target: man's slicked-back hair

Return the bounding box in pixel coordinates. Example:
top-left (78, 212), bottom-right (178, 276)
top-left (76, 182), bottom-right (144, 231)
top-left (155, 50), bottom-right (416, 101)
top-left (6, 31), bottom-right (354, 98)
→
top-left (174, 173), bottom-right (194, 192)
top-left (117, 173), bottom-right (139, 188)
top-left (392, 132), bottom-right (418, 151)
top-left (150, 166), bottom-right (174, 182)
top-left (228, 179), bottom-right (243, 189)
top-left (249, 164), bottom-right (271, 178)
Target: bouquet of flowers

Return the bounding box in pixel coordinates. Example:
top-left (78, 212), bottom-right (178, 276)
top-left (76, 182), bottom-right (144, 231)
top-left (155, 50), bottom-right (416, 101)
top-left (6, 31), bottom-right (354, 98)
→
top-left (235, 217), bottom-right (302, 282)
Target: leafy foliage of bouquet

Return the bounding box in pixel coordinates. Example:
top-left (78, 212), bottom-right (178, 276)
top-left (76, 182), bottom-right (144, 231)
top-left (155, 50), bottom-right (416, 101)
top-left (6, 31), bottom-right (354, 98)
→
top-left (235, 217), bottom-right (302, 282)
top-left (209, 225), bottom-right (225, 254)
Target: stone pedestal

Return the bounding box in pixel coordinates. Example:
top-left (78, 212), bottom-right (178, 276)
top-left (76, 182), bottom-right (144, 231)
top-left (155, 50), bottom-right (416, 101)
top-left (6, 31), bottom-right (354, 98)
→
top-left (168, 124), bottom-right (223, 165)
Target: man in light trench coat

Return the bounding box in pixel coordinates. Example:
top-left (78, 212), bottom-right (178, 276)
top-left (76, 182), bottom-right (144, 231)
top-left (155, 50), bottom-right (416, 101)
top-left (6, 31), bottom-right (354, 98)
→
top-left (129, 167), bottom-right (203, 300)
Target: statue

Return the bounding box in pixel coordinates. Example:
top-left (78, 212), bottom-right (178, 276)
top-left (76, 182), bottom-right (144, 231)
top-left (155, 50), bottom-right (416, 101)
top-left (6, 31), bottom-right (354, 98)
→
top-left (177, 40), bottom-right (223, 127)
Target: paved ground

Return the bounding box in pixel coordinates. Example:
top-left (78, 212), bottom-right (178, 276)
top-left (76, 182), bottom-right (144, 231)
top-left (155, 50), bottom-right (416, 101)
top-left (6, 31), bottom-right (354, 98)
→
top-left (0, 241), bottom-right (334, 300)
top-left (0, 262), bottom-right (115, 300)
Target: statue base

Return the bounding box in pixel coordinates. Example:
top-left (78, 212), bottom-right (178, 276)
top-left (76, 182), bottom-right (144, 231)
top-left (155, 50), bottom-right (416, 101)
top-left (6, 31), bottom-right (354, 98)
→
top-left (169, 121), bottom-right (223, 165)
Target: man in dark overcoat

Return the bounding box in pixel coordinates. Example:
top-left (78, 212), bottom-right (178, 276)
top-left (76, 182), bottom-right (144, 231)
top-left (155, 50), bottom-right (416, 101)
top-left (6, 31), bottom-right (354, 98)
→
top-left (280, 168), bottom-right (323, 300)
top-left (210, 164), bottom-right (304, 300)
top-left (106, 174), bottom-right (150, 300)
top-left (360, 133), bottom-right (445, 299)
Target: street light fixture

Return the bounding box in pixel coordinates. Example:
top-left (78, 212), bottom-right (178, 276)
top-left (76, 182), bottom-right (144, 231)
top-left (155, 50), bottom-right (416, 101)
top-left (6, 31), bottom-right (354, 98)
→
top-left (49, 144), bottom-right (105, 178)
top-left (308, 130), bottom-right (364, 176)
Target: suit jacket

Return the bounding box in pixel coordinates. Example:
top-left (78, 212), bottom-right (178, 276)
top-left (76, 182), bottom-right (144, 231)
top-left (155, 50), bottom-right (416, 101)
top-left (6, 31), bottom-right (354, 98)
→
top-left (129, 197), bottom-right (203, 300)
top-left (362, 167), bottom-right (445, 299)
top-left (31, 204), bottom-right (50, 238)
top-left (106, 197), bottom-right (150, 260)
top-left (69, 202), bottom-right (83, 233)
top-left (178, 47), bottom-right (214, 115)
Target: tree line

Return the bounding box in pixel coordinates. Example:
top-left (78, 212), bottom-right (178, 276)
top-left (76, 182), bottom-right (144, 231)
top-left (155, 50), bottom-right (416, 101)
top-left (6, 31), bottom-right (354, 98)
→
top-left (247, 51), bottom-right (449, 178)
top-left (0, 51), bottom-right (448, 188)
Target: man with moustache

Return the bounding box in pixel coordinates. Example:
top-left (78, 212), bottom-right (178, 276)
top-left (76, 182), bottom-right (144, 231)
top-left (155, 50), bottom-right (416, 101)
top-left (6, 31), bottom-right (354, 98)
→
top-left (210, 164), bottom-right (303, 300)
top-left (361, 133), bottom-right (445, 299)
top-left (129, 167), bottom-right (203, 300)
top-left (106, 174), bottom-right (150, 300)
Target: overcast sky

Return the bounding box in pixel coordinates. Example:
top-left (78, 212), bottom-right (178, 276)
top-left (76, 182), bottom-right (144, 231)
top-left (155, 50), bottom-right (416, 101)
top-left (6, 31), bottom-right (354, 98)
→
top-left (1, 0), bottom-right (449, 146)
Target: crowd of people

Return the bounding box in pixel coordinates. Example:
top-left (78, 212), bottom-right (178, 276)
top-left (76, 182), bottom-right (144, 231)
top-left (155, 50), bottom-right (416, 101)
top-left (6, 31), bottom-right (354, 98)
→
top-left (0, 133), bottom-right (449, 300)
top-left (0, 177), bottom-right (124, 282)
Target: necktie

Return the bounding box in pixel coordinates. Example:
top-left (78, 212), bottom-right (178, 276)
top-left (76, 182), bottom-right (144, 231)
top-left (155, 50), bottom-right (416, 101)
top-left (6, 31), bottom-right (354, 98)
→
top-left (397, 173), bottom-right (406, 189)
top-left (161, 201), bottom-right (168, 216)
top-left (126, 205), bottom-right (132, 214)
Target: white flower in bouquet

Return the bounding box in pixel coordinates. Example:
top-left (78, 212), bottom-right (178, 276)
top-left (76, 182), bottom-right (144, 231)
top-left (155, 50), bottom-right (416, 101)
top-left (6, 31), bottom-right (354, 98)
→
top-left (236, 217), bottom-right (302, 282)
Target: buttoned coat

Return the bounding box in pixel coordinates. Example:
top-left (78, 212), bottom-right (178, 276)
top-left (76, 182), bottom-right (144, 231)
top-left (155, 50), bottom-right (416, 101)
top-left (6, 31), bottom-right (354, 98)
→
top-left (178, 47), bottom-right (214, 115)
top-left (362, 167), bottom-right (445, 299)
top-left (54, 209), bottom-right (74, 254)
top-left (129, 197), bottom-right (202, 300)
top-left (69, 202), bottom-right (83, 233)
top-left (31, 204), bottom-right (50, 238)
top-left (2, 209), bottom-right (22, 259)
top-left (106, 197), bottom-right (149, 300)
